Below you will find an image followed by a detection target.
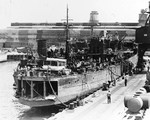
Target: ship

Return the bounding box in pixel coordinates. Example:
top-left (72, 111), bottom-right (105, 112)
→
top-left (0, 47), bottom-right (31, 62)
top-left (13, 7), bottom-right (137, 107)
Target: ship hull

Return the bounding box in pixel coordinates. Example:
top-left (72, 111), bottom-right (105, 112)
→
top-left (14, 64), bottom-right (121, 107)
top-left (19, 97), bottom-right (56, 107)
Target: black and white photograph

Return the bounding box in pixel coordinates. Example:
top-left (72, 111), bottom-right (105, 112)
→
top-left (0, 0), bottom-right (150, 120)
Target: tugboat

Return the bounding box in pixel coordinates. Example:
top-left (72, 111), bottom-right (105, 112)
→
top-left (13, 8), bottom-right (135, 108)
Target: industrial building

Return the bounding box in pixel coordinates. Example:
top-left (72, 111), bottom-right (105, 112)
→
top-left (0, 10), bottom-right (147, 50)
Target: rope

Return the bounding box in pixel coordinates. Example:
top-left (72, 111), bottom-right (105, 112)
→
top-left (107, 66), bottom-right (121, 77)
top-left (48, 80), bottom-right (68, 107)
top-left (21, 73), bottom-right (67, 107)
top-left (117, 52), bottom-right (131, 66)
top-left (122, 59), bottom-right (129, 66)
top-left (25, 79), bottom-right (43, 97)
top-left (44, 67), bottom-right (67, 107)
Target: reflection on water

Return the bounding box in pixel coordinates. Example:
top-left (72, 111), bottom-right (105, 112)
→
top-left (0, 62), bottom-right (63, 120)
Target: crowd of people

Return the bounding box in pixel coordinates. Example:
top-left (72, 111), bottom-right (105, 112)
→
top-left (47, 47), bottom-right (65, 58)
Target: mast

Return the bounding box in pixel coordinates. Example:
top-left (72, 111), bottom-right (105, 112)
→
top-left (65, 5), bottom-right (69, 60)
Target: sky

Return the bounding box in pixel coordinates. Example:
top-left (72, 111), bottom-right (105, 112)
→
top-left (0, 0), bottom-right (150, 28)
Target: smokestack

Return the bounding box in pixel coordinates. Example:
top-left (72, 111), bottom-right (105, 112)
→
top-left (138, 9), bottom-right (147, 26)
top-left (89, 11), bottom-right (99, 24)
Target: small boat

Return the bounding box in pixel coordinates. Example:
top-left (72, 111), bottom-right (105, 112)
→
top-left (7, 51), bottom-right (28, 61)
top-left (7, 47), bottom-right (32, 61)
top-left (0, 47), bottom-right (31, 62)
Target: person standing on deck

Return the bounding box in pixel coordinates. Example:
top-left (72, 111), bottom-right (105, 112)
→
top-left (124, 73), bottom-right (129, 86)
top-left (107, 90), bottom-right (111, 103)
top-left (108, 80), bottom-right (111, 88)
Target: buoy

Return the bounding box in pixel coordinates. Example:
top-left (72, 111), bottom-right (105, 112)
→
top-left (127, 96), bottom-right (143, 113)
top-left (124, 95), bottom-right (143, 113)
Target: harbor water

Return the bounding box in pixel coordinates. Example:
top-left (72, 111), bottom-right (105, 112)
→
top-left (0, 62), bottom-right (61, 120)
